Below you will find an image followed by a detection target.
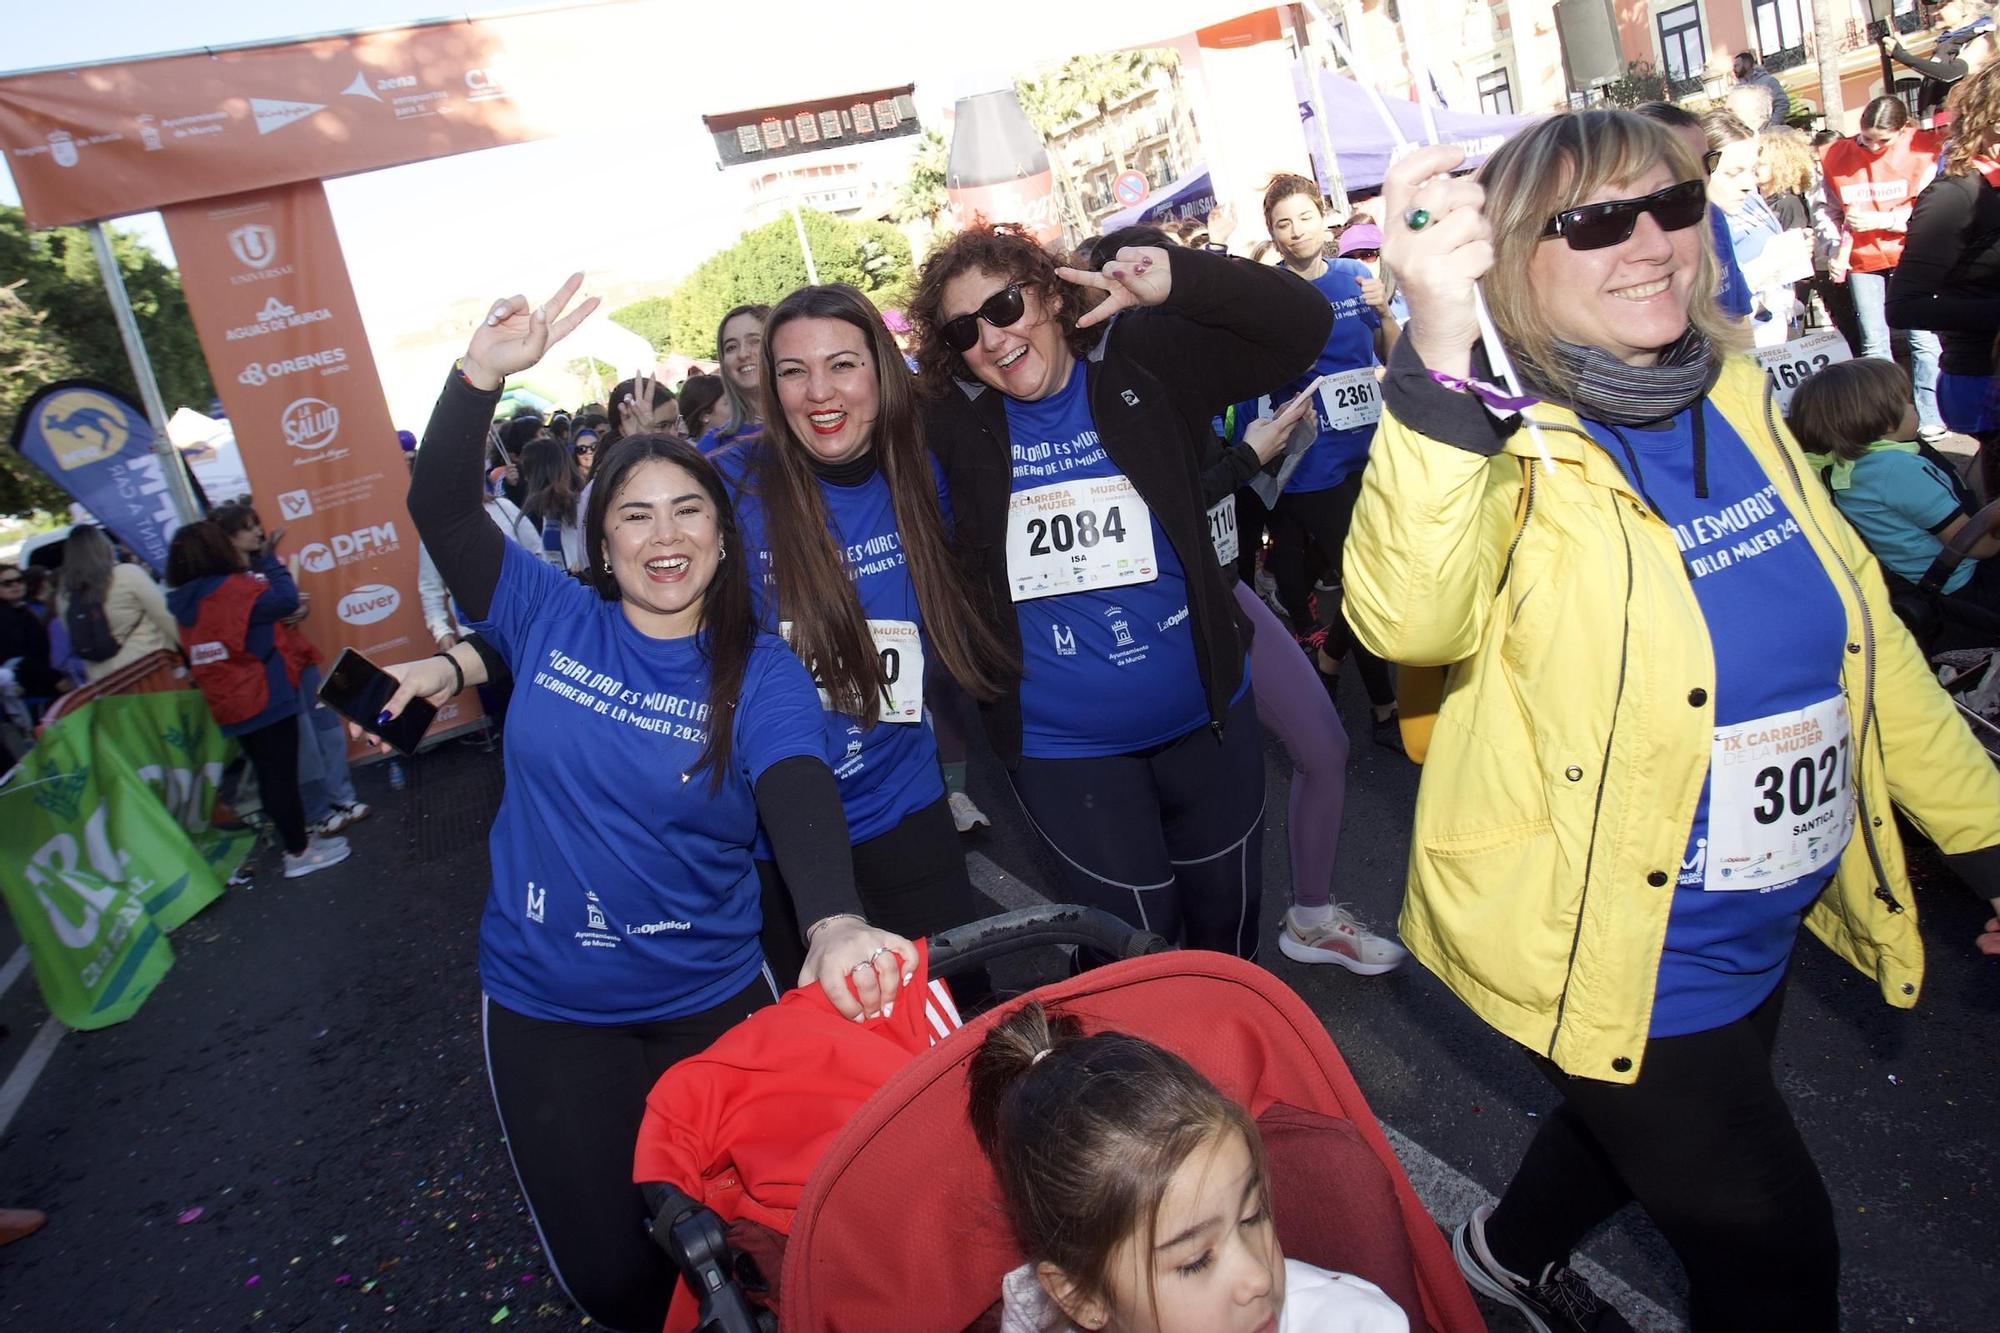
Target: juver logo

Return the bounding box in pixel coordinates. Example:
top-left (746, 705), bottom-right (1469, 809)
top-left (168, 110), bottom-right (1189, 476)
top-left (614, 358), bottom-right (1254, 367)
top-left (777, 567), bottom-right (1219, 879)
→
top-left (336, 583), bottom-right (401, 626)
top-left (282, 397), bottom-right (340, 450)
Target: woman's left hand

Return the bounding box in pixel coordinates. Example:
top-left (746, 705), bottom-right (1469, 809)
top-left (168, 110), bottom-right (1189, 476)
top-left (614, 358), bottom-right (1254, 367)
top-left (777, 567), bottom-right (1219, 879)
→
top-left (801, 916), bottom-right (915, 1021)
top-left (1980, 911), bottom-right (2000, 957)
top-left (1059, 246), bottom-right (1173, 329)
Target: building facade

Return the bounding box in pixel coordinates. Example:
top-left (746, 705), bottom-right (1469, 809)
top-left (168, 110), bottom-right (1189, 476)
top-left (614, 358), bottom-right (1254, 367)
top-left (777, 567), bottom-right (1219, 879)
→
top-left (1306, 0), bottom-right (1948, 131)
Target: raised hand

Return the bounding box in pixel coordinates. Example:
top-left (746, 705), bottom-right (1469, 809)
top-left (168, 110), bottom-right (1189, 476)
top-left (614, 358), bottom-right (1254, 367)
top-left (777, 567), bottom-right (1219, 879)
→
top-left (1058, 246), bottom-right (1174, 329)
top-left (1381, 144), bottom-right (1493, 377)
top-left (624, 367), bottom-right (672, 432)
top-left (460, 272), bottom-right (600, 391)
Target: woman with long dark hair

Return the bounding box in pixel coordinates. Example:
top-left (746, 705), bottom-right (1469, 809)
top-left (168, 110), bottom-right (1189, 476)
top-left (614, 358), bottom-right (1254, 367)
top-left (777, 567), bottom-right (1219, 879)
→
top-left (55, 523), bottom-right (177, 680)
top-left (910, 224), bottom-right (1328, 957)
top-left (696, 304), bottom-right (768, 453)
top-left (165, 520), bottom-right (348, 880)
top-left (712, 283), bottom-right (1010, 976)
top-left (518, 435), bottom-right (584, 571)
top-left (407, 274), bottom-right (914, 1332)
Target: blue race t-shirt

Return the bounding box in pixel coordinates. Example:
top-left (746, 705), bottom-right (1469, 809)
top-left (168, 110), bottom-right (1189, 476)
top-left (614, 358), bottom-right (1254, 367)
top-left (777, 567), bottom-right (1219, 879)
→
top-left (698, 421), bottom-right (763, 455)
top-left (1830, 446), bottom-right (1976, 593)
top-left (1710, 205), bottom-right (1754, 320)
top-left (1276, 260), bottom-right (1383, 495)
top-left (1005, 366), bottom-right (1216, 758)
top-left (1587, 405), bottom-right (1852, 1036)
top-left (717, 444), bottom-right (946, 843)
top-left (467, 542), bottom-right (831, 1025)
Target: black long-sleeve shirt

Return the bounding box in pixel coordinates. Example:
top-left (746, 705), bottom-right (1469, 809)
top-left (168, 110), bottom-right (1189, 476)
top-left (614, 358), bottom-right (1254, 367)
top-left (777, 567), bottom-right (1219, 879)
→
top-left (407, 369), bottom-right (865, 939)
top-left (1885, 171), bottom-right (2000, 377)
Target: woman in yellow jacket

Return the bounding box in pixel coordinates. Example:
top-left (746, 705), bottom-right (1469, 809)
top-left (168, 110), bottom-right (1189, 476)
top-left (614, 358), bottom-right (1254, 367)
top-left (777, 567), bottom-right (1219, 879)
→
top-left (1348, 112), bottom-right (2000, 1333)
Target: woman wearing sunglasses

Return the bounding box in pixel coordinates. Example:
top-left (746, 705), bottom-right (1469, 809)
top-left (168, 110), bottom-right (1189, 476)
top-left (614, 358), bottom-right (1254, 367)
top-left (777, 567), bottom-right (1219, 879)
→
top-left (1346, 111), bottom-right (2000, 1332)
top-left (909, 223), bottom-right (1329, 958)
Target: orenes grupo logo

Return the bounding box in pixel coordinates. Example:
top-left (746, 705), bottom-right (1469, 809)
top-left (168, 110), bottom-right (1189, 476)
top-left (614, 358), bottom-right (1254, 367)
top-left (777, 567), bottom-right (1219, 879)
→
top-left (336, 583), bottom-right (401, 626)
top-left (281, 397), bottom-right (340, 451)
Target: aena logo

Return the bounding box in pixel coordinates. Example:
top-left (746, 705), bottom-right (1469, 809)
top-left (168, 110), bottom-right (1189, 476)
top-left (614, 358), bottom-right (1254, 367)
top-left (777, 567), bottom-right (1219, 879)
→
top-left (336, 583), bottom-right (400, 626)
top-left (282, 397), bottom-right (340, 450)
top-left (228, 223), bottom-right (277, 269)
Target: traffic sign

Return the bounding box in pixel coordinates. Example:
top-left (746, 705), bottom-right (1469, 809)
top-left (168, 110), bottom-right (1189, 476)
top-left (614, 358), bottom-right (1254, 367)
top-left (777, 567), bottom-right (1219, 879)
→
top-left (1114, 170), bottom-right (1149, 205)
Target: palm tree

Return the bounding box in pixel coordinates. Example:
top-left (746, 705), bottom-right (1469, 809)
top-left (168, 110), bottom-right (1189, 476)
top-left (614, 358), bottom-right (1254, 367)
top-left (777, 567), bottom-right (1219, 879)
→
top-left (1812, 0), bottom-right (1847, 127)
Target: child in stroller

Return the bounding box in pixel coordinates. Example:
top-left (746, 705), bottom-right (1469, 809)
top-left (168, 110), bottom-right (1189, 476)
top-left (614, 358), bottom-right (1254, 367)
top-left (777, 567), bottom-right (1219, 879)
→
top-left (970, 999), bottom-right (1408, 1333)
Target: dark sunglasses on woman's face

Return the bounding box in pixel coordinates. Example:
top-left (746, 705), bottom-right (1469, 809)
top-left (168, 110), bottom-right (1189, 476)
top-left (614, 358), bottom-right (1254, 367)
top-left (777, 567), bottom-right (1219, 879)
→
top-left (0, 577), bottom-right (22, 588)
top-left (1540, 179), bottom-right (1707, 252)
top-left (574, 443), bottom-right (595, 456)
top-left (941, 282), bottom-right (1027, 353)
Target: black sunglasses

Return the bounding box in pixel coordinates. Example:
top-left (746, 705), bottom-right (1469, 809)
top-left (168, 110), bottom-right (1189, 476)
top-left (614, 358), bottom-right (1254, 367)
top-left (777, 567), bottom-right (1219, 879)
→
top-left (941, 283), bottom-right (1026, 353)
top-left (574, 442), bottom-right (596, 455)
top-left (1540, 180), bottom-right (1707, 252)
top-left (0, 577), bottom-right (23, 588)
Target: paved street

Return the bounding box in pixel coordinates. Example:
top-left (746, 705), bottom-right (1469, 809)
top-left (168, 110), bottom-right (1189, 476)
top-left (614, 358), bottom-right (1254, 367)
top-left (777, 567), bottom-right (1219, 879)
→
top-left (1, 678), bottom-right (1996, 1331)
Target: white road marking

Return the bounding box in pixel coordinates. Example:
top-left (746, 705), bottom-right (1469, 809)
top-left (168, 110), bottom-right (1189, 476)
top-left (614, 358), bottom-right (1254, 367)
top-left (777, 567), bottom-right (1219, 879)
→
top-left (964, 850), bottom-right (1684, 1330)
top-left (0, 945), bottom-right (27, 999)
top-left (0, 1017), bottom-right (66, 1140)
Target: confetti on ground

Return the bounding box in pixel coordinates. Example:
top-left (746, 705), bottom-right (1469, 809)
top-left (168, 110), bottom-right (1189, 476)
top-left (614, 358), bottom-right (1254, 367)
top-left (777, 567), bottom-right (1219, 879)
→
top-left (245, 1276), bottom-right (260, 1288)
top-left (491, 1306), bottom-right (511, 1324)
top-left (176, 1207), bottom-right (204, 1225)
top-left (1888, 1074), bottom-right (1903, 1085)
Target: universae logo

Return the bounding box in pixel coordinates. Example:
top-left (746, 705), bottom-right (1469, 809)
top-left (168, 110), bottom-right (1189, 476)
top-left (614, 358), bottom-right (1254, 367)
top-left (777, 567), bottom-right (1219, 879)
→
top-left (228, 223), bottom-right (277, 269)
top-left (282, 397), bottom-right (340, 450)
top-left (335, 583), bottom-right (400, 626)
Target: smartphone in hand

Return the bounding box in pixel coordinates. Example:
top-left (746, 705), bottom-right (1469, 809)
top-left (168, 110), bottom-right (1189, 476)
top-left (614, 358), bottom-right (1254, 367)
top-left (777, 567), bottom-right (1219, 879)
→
top-left (318, 647), bottom-right (438, 757)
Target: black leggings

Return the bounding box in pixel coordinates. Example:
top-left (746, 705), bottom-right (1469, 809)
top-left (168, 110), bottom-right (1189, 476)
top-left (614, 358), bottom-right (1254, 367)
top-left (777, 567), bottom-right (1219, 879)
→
top-left (482, 976), bottom-right (777, 1332)
top-left (236, 715), bottom-right (307, 855)
top-left (1485, 979), bottom-right (1838, 1332)
top-left (1265, 476), bottom-right (1395, 708)
top-left (1009, 689), bottom-right (1265, 957)
top-left (759, 795), bottom-right (990, 1000)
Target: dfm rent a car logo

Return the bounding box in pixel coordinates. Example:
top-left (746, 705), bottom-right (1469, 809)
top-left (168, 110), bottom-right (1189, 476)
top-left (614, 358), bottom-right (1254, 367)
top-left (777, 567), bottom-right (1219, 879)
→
top-left (336, 583), bottom-right (401, 626)
top-left (300, 521), bottom-right (399, 573)
top-left (282, 397), bottom-right (340, 450)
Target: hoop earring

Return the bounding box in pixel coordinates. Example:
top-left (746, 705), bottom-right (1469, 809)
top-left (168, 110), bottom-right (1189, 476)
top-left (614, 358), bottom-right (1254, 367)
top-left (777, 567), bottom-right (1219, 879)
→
top-left (718, 544), bottom-right (727, 561)
top-left (601, 558), bottom-right (611, 574)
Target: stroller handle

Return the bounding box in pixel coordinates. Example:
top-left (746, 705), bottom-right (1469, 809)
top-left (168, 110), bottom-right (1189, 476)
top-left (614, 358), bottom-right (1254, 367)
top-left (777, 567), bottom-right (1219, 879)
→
top-left (926, 905), bottom-right (1171, 980)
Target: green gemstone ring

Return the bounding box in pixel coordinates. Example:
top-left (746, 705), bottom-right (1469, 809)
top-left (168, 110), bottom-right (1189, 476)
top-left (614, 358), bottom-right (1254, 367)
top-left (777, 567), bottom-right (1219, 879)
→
top-left (1403, 207), bottom-right (1432, 231)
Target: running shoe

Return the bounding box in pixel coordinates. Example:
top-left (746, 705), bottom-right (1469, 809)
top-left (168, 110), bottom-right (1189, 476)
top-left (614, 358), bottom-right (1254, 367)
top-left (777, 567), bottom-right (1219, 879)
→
top-left (1453, 1204), bottom-right (1635, 1333)
top-left (283, 836), bottom-right (352, 880)
top-left (1277, 904), bottom-right (1409, 974)
top-left (314, 802), bottom-right (371, 835)
top-left (948, 790), bottom-right (991, 834)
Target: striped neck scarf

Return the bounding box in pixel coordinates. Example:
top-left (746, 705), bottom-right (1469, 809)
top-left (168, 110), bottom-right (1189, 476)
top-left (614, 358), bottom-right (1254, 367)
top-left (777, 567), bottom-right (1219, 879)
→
top-left (1533, 329), bottom-right (1717, 427)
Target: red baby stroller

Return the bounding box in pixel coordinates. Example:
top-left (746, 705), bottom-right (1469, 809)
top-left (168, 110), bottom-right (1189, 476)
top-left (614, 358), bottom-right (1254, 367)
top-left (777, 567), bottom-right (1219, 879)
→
top-left (639, 906), bottom-right (1485, 1332)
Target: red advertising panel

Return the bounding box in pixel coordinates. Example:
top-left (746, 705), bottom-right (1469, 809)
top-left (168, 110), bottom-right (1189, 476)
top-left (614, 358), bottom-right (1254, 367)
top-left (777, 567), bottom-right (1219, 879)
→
top-left (161, 181), bottom-right (475, 743)
top-left (0, 9), bottom-right (608, 228)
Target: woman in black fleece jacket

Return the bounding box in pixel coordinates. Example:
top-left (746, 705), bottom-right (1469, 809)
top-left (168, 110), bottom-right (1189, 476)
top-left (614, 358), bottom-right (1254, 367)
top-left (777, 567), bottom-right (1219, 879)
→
top-left (909, 228), bottom-right (1329, 958)
top-left (1889, 58), bottom-right (2000, 498)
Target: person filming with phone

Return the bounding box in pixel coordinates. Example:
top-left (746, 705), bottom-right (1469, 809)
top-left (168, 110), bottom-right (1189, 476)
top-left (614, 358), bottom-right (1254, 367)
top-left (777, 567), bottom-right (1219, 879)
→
top-left (405, 273), bottom-right (915, 1332)
top-left (1345, 111), bottom-right (2000, 1331)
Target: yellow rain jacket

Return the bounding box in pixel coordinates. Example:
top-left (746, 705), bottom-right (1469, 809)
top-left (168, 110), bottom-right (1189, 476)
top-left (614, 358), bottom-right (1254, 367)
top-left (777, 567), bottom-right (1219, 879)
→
top-left (1345, 350), bottom-right (2000, 1083)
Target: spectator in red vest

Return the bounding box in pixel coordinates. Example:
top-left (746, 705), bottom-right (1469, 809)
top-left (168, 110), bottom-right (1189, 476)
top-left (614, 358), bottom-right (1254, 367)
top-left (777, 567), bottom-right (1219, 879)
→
top-left (165, 520), bottom-right (350, 880)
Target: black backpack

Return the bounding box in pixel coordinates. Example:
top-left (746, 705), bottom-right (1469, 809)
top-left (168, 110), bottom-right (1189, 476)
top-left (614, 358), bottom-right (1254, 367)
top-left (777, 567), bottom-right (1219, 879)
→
top-left (64, 594), bottom-right (120, 662)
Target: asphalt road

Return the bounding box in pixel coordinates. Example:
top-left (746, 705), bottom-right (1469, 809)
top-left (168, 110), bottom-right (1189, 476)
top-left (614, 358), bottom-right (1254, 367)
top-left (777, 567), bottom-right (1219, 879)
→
top-left (1, 676), bottom-right (1996, 1331)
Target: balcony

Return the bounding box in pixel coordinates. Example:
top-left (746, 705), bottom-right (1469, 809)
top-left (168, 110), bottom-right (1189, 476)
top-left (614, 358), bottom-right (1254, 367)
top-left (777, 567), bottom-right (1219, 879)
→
top-left (1764, 44), bottom-right (1809, 74)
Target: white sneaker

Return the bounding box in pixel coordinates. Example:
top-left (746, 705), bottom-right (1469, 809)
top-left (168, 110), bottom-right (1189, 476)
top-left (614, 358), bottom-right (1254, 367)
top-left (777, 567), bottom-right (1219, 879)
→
top-left (314, 802), bottom-right (370, 835)
top-left (1277, 903), bottom-right (1409, 975)
top-left (948, 790), bottom-right (990, 834)
top-left (283, 836), bottom-right (352, 879)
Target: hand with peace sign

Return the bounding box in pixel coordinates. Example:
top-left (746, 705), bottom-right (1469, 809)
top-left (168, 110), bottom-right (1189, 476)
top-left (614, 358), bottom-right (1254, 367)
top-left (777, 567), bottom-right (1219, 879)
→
top-left (460, 272), bottom-right (601, 392)
top-left (1058, 246), bottom-right (1173, 329)
top-left (623, 367), bottom-right (675, 433)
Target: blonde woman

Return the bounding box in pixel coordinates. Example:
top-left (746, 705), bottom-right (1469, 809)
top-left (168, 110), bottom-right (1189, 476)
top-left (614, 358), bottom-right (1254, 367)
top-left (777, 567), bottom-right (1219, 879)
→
top-left (1350, 110), bottom-right (2000, 1331)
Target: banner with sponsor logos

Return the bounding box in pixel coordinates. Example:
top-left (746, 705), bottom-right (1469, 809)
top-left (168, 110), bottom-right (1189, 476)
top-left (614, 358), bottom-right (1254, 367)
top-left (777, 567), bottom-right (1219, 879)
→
top-left (7, 380), bottom-right (185, 573)
top-left (0, 690), bottom-right (252, 1030)
top-left (161, 180), bottom-right (473, 745)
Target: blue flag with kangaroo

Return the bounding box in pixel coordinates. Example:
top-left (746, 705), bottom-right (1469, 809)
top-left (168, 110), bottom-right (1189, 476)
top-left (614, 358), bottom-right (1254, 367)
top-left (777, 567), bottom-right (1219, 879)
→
top-left (8, 379), bottom-right (184, 572)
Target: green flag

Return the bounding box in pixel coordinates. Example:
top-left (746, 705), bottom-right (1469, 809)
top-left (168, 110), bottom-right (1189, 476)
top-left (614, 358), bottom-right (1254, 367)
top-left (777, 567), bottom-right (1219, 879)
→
top-left (0, 691), bottom-right (253, 1029)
